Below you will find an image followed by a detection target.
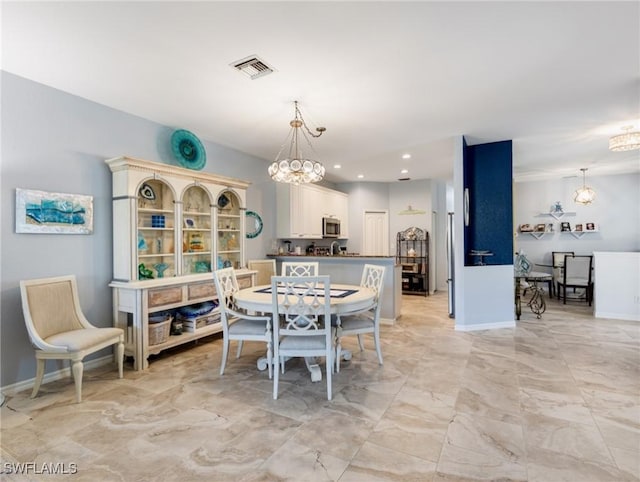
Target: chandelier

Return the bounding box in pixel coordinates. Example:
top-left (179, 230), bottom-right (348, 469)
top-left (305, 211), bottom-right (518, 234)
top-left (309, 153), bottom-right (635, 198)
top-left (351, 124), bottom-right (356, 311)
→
top-left (609, 125), bottom-right (640, 151)
top-left (268, 101), bottom-right (326, 184)
top-left (573, 168), bottom-right (596, 205)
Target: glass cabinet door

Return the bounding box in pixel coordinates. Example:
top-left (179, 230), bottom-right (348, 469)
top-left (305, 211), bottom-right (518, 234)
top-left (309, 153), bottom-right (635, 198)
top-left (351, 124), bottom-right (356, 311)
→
top-left (182, 185), bottom-right (213, 274)
top-left (216, 190), bottom-right (242, 269)
top-left (137, 179), bottom-right (175, 280)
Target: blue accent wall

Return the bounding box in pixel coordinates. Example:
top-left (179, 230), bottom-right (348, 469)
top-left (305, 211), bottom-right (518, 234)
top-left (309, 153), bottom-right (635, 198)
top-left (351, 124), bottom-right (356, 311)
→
top-left (463, 140), bottom-right (513, 266)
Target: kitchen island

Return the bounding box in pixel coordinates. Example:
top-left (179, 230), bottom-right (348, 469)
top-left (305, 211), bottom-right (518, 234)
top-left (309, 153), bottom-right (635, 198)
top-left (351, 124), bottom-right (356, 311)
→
top-left (267, 255), bottom-right (401, 322)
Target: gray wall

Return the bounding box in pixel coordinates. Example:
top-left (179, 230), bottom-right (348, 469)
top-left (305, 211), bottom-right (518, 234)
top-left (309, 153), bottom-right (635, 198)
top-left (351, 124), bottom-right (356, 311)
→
top-left (1, 72), bottom-right (274, 387)
top-left (514, 173), bottom-right (640, 265)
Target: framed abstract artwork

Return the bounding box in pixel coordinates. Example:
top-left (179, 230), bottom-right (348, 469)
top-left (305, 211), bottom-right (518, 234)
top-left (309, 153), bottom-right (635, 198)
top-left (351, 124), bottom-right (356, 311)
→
top-left (15, 188), bottom-right (94, 234)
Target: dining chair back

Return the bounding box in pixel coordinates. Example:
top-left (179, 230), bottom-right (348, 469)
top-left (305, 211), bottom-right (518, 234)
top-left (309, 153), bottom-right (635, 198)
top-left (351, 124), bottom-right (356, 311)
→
top-left (20, 275), bottom-right (124, 403)
top-left (334, 264), bottom-right (386, 372)
top-left (281, 261), bottom-right (319, 277)
top-left (213, 268), bottom-right (273, 378)
top-left (552, 251), bottom-right (574, 298)
top-left (558, 254), bottom-right (594, 305)
top-left (247, 259), bottom-right (276, 286)
top-left (271, 275), bottom-right (334, 400)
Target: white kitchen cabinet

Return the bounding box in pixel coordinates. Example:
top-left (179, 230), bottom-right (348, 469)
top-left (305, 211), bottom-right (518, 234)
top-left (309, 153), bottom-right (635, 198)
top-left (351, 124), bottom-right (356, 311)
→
top-left (276, 183), bottom-right (321, 239)
top-left (276, 183), bottom-right (349, 239)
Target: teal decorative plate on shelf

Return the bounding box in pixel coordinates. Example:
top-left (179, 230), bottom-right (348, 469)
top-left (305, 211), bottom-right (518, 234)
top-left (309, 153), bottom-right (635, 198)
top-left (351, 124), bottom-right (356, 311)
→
top-left (171, 129), bottom-right (206, 170)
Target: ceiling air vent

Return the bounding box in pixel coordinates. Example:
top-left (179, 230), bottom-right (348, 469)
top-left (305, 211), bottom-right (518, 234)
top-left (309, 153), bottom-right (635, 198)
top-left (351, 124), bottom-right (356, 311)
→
top-left (230, 55), bottom-right (275, 80)
top-left (398, 177), bottom-right (411, 181)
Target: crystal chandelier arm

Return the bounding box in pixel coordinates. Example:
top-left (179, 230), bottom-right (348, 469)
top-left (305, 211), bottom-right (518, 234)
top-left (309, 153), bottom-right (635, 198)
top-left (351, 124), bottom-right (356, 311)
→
top-left (295, 101), bottom-right (326, 138)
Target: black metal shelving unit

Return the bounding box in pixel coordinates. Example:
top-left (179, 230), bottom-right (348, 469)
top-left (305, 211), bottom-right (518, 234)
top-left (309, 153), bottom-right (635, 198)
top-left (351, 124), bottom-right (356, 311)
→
top-left (396, 227), bottom-right (429, 296)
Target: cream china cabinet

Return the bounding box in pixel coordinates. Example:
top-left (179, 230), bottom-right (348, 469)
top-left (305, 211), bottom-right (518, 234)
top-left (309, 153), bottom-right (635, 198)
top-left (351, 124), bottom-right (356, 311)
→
top-left (105, 156), bottom-right (255, 370)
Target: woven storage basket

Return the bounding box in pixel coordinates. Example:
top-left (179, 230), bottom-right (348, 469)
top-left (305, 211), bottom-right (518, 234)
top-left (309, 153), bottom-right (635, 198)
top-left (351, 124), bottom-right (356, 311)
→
top-left (148, 317), bottom-right (172, 345)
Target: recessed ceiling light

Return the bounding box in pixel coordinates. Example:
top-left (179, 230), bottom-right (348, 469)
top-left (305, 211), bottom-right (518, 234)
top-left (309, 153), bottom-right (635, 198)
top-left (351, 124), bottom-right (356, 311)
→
top-left (402, 154), bottom-right (411, 159)
top-left (400, 169), bottom-right (408, 174)
top-left (333, 164), bottom-right (341, 169)
top-left (357, 174), bottom-right (364, 179)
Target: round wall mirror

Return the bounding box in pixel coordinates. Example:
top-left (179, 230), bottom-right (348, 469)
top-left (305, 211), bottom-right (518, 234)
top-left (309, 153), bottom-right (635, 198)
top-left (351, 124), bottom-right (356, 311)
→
top-left (246, 210), bottom-right (263, 239)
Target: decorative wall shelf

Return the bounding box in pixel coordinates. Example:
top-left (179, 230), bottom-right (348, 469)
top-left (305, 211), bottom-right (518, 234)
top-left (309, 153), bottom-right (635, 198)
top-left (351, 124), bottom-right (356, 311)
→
top-left (564, 229), bottom-right (599, 239)
top-left (542, 211), bottom-right (576, 220)
top-left (527, 232), bottom-right (552, 240)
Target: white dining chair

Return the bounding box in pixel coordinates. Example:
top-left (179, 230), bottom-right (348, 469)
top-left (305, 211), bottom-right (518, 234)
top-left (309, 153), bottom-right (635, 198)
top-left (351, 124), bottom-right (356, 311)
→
top-left (213, 267), bottom-right (273, 379)
top-left (271, 275), bottom-right (334, 400)
top-left (281, 261), bottom-right (319, 277)
top-left (334, 264), bottom-right (386, 372)
top-left (557, 254), bottom-right (594, 306)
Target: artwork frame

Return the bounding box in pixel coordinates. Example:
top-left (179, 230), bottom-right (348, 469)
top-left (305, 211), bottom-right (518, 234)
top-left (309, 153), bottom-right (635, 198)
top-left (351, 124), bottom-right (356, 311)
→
top-left (16, 188), bottom-right (93, 234)
top-left (560, 222), bottom-right (571, 232)
top-left (535, 223), bottom-right (546, 232)
top-left (575, 223), bottom-right (583, 232)
top-left (586, 222), bottom-right (596, 231)
top-left (184, 217), bottom-right (196, 229)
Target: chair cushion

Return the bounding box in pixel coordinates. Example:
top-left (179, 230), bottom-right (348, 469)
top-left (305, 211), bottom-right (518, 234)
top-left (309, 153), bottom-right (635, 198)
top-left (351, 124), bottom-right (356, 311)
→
top-left (561, 277), bottom-right (589, 286)
top-left (279, 335), bottom-right (327, 350)
top-left (228, 319), bottom-right (268, 335)
top-left (45, 328), bottom-right (123, 352)
top-left (340, 315), bottom-right (375, 331)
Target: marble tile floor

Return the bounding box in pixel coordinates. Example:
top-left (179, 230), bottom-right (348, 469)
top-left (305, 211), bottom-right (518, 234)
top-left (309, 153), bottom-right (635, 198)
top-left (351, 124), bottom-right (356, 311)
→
top-left (1, 292), bottom-right (638, 481)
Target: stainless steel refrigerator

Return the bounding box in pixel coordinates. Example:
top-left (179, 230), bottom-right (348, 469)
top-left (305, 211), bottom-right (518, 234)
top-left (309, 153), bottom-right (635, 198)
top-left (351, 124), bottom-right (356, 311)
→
top-left (447, 212), bottom-right (455, 318)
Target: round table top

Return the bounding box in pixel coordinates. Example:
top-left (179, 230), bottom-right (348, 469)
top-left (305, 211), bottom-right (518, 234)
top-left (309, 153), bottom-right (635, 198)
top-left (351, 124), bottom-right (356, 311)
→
top-left (234, 283), bottom-right (376, 315)
top-left (515, 270), bottom-right (552, 280)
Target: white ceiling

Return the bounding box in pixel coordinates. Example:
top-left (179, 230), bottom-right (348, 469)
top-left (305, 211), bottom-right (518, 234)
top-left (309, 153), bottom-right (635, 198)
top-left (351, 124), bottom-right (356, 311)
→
top-left (2, 1), bottom-right (639, 184)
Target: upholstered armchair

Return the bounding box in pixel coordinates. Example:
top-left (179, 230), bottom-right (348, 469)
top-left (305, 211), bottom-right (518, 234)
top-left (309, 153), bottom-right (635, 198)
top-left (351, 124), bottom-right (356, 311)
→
top-left (20, 275), bottom-right (124, 403)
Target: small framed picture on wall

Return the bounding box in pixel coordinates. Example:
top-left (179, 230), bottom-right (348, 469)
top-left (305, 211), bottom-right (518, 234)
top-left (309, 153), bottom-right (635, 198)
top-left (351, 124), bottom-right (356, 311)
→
top-left (575, 224), bottom-right (583, 232)
top-left (586, 222), bottom-right (596, 231)
top-left (561, 222), bottom-right (571, 232)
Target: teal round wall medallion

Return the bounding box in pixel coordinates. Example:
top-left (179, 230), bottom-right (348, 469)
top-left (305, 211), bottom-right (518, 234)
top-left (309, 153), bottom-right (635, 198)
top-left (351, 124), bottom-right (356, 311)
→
top-left (171, 129), bottom-right (206, 170)
top-left (246, 210), bottom-right (263, 239)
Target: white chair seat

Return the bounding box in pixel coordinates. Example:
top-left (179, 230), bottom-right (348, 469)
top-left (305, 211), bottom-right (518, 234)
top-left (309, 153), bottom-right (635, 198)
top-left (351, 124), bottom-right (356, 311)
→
top-left (46, 328), bottom-right (123, 351)
top-left (280, 334), bottom-right (328, 350)
top-left (339, 314), bottom-right (374, 331)
top-left (228, 318), bottom-right (271, 336)
top-left (563, 277), bottom-right (588, 285)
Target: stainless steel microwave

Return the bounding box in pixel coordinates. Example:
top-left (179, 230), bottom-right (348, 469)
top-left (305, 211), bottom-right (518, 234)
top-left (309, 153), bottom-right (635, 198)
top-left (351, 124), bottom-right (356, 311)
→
top-left (322, 217), bottom-right (341, 238)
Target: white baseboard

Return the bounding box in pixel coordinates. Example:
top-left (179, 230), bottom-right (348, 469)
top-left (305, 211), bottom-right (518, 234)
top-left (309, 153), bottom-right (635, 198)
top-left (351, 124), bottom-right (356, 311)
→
top-left (455, 320), bottom-right (516, 331)
top-left (594, 311), bottom-right (640, 322)
top-left (1, 355), bottom-right (115, 396)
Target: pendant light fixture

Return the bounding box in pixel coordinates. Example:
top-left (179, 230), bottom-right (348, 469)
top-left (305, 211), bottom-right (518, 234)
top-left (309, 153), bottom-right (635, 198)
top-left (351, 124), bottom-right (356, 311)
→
top-left (573, 168), bottom-right (596, 205)
top-left (609, 125), bottom-right (640, 151)
top-left (268, 101), bottom-right (326, 184)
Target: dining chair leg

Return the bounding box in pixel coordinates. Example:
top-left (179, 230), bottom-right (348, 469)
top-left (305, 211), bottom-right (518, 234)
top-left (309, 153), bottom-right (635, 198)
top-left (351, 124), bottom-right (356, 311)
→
top-left (374, 328), bottom-right (383, 365)
top-left (266, 341), bottom-right (273, 380)
top-left (236, 340), bottom-right (243, 359)
top-left (335, 339), bottom-right (342, 373)
top-left (357, 334), bottom-right (365, 352)
top-left (220, 338), bottom-right (229, 375)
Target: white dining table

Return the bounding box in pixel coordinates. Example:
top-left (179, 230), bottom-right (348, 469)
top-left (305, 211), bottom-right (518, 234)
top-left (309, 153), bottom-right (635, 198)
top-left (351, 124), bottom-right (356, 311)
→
top-left (233, 283), bottom-right (376, 380)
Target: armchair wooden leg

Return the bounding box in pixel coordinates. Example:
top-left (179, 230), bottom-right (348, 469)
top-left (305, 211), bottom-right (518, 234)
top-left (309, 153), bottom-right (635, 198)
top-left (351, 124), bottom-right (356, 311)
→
top-left (71, 359), bottom-right (84, 403)
top-left (31, 358), bottom-right (45, 398)
top-left (116, 341), bottom-right (124, 379)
